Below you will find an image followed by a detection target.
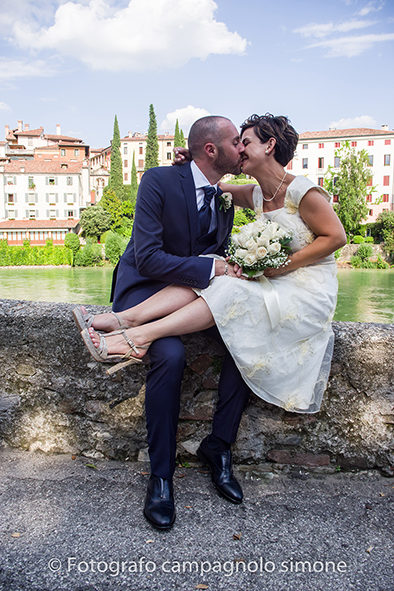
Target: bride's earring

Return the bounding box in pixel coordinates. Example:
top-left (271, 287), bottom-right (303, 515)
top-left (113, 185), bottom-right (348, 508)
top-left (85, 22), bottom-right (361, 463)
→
top-left (265, 150), bottom-right (269, 154)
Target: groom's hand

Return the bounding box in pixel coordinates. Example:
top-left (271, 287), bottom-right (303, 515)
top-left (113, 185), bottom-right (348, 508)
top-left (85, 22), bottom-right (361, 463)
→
top-left (215, 259), bottom-right (244, 278)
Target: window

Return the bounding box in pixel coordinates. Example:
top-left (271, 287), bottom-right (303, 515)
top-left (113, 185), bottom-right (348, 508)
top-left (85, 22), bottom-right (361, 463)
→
top-left (7, 194), bottom-right (15, 205)
top-left (28, 138), bottom-right (33, 147)
top-left (124, 173), bottom-right (128, 181)
top-left (302, 144), bottom-right (308, 149)
top-left (351, 141), bottom-right (357, 147)
top-left (6, 176), bottom-right (16, 185)
top-left (382, 194), bottom-right (389, 202)
top-left (139, 146), bottom-right (143, 155)
top-left (302, 158), bottom-right (308, 169)
top-left (333, 176), bottom-right (339, 187)
top-left (138, 159), bottom-right (144, 168)
top-left (166, 152), bottom-right (172, 160)
top-left (335, 142), bottom-right (340, 148)
top-left (369, 209), bottom-right (373, 216)
top-left (49, 209), bottom-right (57, 219)
top-left (61, 149), bottom-right (66, 156)
top-left (47, 177), bottom-right (56, 185)
top-left (28, 176), bottom-right (35, 189)
top-left (366, 194), bottom-right (372, 202)
top-left (318, 143), bottom-right (324, 149)
top-left (124, 145), bottom-right (128, 154)
top-left (167, 141), bottom-right (171, 147)
top-left (65, 193), bottom-right (74, 204)
top-left (334, 156), bottom-right (340, 168)
top-left (383, 175), bottom-right (390, 186)
top-left (385, 139), bottom-right (391, 145)
top-left (66, 176), bottom-right (73, 185)
top-left (368, 155), bottom-right (373, 166)
top-left (367, 177), bottom-right (373, 186)
top-left (74, 149), bottom-right (79, 157)
top-left (333, 195), bottom-right (339, 202)
top-left (368, 140), bottom-right (374, 146)
top-left (67, 210), bottom-right (74, 218)
top-left (318, 177), bottom-right (324, 186)
top-left (124, 160), bottom-right (128, 168)
top-left (29, 210), bottom-right (36, 220)
top-left (384, 154), bottom-right (391, 166)
top-left (318, 157), bottom-right (324, 169)
top-left (287, 160), bottom-right (293, 170)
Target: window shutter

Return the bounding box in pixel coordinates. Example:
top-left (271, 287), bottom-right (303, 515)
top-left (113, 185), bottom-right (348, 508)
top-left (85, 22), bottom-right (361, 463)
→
top-left (46, 209), bottom-right (49, 217)
top-left (26, 209), bottom-right (29, 218)
top-left (46, 193), bottom-right (49, 203)
top-left (56, 209), bottom-right (59, 217)
top-left (14, 176), bottom-right (16, 184)
top-left (25, 193), bottom-right (29, 203)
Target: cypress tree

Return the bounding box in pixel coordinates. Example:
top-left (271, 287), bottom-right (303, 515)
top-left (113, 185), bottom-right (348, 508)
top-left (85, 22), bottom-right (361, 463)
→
top-left (130, 153), bottom-right (138, 205)
top-left (144, 104), bottom-right (159, 170)
top-left (174, 119), bottom-right (182, 148)
top-left (180, 128), bottom-right (186, 147)
top-left (109, 115), bottom-right (124, 199)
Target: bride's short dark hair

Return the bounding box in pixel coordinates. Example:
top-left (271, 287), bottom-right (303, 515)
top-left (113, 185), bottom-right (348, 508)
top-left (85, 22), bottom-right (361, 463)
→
top-left (240, 113), bottom-right (299, 166)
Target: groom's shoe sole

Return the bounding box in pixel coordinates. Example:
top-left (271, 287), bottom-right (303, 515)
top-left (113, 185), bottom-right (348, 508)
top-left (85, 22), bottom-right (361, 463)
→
top-left (143, 509), bottom-right (175, 531)
top-left (197, 448), bottom-right (243, 505)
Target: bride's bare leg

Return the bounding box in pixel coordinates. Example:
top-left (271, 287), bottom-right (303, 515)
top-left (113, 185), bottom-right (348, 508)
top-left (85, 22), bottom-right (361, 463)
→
top-left (83, 285), bottom-right (198, 331)
top-left (89, 297), bottom-right (214, 358)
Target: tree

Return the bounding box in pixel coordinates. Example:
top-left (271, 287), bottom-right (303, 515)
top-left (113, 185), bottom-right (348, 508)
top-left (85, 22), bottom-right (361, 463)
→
top-left (373, 210), bottom-right (394, 257)
top-left (174, 119), bottom-right (182, 148)
top-left (324, 141), bottom-right (371, 237)
top-left (99, 188), bottom-right (124, 230)
top-left (179, 128), bottom-right (186, 147)
top-left (79, 206), bottom-right (112, 240)
top-left (130, 153), bottom-right (138, 205)
top-left (144, 104), bottom-right (159, 170)
top-left (109, 114), bottom-right (124, 199)
top-left (64, 232), bottom-right (80, 266)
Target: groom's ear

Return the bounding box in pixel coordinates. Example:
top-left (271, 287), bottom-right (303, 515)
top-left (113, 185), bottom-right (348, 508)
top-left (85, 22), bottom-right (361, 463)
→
top-left (203, 142), bottom-right (217, 159)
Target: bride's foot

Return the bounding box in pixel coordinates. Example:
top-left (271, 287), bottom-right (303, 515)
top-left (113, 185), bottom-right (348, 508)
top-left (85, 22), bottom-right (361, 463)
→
top-left (77, 306), bottom-right (135, 332)
top-left (88, 326), bottom-right (151, 359)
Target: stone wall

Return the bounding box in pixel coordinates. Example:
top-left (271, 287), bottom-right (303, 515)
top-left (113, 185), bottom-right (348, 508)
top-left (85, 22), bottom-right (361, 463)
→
top-left (0, 299), bottom-right (393, 473)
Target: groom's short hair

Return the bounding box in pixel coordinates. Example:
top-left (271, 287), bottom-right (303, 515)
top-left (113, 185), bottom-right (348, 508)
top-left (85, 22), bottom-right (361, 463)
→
top-left (188, 116), bottom-right (231, 158)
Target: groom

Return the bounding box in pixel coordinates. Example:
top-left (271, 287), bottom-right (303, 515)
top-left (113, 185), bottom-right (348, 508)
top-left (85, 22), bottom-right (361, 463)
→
top-left (111, 116), bottom-right (251, 529)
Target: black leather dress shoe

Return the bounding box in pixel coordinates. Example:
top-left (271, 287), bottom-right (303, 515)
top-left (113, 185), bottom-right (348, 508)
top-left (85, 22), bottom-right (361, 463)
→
top-left (143, 475), bottom-right (176, 530)
top-left (197, 437), bottom-right (243, 504)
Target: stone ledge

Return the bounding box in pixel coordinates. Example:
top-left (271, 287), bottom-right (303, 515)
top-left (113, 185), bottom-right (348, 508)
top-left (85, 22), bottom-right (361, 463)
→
top-left (0, 299), bottom-right (393, 472)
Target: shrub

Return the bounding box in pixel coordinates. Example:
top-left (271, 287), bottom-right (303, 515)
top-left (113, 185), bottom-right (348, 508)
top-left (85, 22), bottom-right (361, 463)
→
top-left (357, 244), bottom-right (373, 260)
top-left (352, 235), bottom-right (364, 244)
top-left (350, 255), bottom-right (362, 268)
top-left (64, 232), bottom-right (80, 266)
top-left (75, 241), bottom-right (103, 266)
top-left (375, 255), bottom-right (389, 269)
top-left (364, 236), bottom-right (374, 243)
top-left (233, 210), bottom-right (250, 227)
top-left (105, 231), bottom-right (128, 265)
top-left (334, 248), bottom-right (342, 260)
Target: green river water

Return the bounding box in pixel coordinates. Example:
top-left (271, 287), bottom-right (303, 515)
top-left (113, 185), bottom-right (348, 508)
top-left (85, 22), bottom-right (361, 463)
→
top-left (0, 267), bottom-right (392, 323)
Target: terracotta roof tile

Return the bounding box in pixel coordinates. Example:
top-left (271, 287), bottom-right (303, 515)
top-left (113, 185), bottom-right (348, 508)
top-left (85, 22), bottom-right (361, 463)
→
top-left (4, 160), bottom-right (83, 174)
top-left (44, 134), bottom-right (83, 142)
top-left (0, 220), bottom-right (79, 229)
top-left (14, 128), bottom-right (44, 136)
top-left (299, 128), bottom-right (394, 140)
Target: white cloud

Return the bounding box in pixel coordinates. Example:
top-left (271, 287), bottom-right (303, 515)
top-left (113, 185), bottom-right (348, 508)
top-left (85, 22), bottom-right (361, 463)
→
top-left (0, 102), bottom-right (11, 110)
top-left (329, 115), bottom-right (377, 129)
top-left (160, 105), bottom-right (211, 133)
top-left (0, 58), bottom-right (58, 80)
top-left (11, 0), bottom-right (247, 72)
top-left (294, 19), bottom-right (377, 38)
top-left (358, 1), bottom-right (384, 16)
top-left (308, 33), bottom-right (394, 57)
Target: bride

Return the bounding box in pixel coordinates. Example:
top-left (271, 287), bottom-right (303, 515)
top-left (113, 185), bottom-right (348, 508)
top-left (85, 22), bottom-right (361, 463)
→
top-left (76, 114), bottom-right (346, 414)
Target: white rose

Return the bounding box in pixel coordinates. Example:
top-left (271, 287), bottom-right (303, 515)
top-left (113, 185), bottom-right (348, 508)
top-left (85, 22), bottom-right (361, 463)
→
top-left (244, 252), bottom-right (257, 265)
top-left (235, 248), bottom-right (246, 259)
top-left (231, 234), bottom-right (239, 246)
top-left (263, 223), bottom-right (279, 241)
top-left (268, 241), bottom-right (281, 254)
top-left (245, 238), bottom-right (258, 252)
top-left (256, 246), bottom-right (267, 259)
top-left (237, 234), bottom-right (249, 248)
top-left (257, 236), bottom-right (269, 247)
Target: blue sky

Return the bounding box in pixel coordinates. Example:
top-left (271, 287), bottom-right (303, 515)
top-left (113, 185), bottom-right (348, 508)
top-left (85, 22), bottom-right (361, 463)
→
top-left (0, 0), bottom-right (393, 148)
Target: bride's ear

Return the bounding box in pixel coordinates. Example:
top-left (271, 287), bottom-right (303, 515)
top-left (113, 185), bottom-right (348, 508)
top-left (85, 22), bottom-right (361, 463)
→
top-left (265, 137), bottom-right (276, 155)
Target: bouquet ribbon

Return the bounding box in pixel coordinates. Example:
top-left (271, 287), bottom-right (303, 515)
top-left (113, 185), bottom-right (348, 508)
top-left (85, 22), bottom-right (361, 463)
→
top-left (259, 276), bottom-right (281, 329)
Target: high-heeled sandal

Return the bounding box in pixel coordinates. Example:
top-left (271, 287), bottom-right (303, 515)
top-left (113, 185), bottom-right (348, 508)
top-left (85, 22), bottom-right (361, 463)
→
top-left (73, 307), bottom-right (127, 333)
top-left (80, 328), bottom-right (148, 375)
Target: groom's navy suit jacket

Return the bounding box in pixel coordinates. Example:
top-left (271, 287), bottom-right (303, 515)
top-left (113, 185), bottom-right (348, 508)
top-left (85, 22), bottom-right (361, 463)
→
top-left (112, 162), bottom-right (234, 309)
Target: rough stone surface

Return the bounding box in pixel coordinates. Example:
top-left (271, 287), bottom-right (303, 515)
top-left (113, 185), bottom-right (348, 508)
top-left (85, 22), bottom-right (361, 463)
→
top-left (0, 448), bottom-right (393, 591)
top-left (0, 299), bottom-right (393, 471)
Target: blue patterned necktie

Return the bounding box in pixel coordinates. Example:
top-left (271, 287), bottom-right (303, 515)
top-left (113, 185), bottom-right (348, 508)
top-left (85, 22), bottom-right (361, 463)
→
top-left (199, 185), bottom-right (222, 235)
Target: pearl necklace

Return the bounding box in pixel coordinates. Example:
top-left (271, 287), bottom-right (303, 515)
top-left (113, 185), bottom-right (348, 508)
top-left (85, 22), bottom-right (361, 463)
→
top-left (263, 171), bottom-right (287, 202)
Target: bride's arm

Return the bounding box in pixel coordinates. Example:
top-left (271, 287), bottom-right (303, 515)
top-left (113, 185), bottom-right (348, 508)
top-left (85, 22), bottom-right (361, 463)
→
top-left (218, 181), bottom-right (256, 209)
top-left (264, 189), bottom-right (346, 277)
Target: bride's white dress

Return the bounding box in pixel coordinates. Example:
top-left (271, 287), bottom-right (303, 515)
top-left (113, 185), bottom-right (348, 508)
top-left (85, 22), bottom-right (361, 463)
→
top-left (197, 176), bottom-right (338, 414)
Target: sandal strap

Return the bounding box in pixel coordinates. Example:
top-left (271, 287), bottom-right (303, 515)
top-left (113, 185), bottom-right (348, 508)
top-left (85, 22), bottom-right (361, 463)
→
top-left (110, 311), bottom-right (124, 328)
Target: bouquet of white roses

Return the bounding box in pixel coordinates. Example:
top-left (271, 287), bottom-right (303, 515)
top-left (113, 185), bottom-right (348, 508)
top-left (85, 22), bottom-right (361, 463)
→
top-left (227, 219), bottom-right (292, 278)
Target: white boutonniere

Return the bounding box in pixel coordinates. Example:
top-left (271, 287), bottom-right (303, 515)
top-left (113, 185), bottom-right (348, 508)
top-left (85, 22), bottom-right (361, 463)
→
top-left (219, 192), bottom-right (233, 212)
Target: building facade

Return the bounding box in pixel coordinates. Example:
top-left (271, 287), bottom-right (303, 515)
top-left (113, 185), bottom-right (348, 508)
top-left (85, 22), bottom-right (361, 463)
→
top-left (288, 127), bottom-right (394, 222)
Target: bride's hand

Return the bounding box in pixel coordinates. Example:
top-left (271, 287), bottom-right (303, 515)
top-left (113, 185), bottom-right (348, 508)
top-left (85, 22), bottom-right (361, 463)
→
top-left (172, 147), bottom-right (191, 165)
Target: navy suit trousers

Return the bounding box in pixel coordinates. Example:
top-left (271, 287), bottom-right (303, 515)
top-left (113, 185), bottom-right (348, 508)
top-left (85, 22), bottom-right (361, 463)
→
top-left (113, 260), bottom-right (250, 479)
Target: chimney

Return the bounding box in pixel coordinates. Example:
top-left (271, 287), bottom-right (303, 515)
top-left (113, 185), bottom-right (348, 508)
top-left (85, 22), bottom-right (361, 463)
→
top-left (381, 124), bottom-right (389, 131)
top-left (17, 120), bottom-right (23, 131)
top-left (56, 123), bottom-right (61, 135)
top-left (5, 125), bottom-right (9, 137)
top-left (24, 123), bottom-right (30, 131)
